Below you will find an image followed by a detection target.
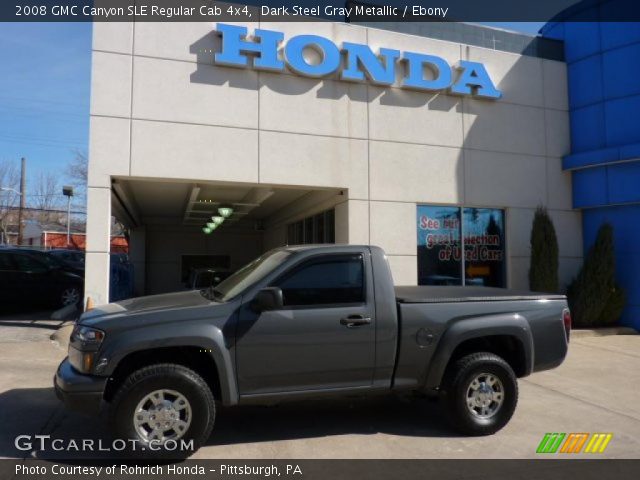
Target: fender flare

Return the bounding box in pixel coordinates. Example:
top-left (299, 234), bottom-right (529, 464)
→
top-left (424, 313), bottom-right (534, 390)
top-left (100, 323), bottom-right (238, 405)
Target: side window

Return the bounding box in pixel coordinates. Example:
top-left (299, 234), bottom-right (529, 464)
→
top-left (14, 254), bottom-right (48, 273)
top-left (0, 253), bottom-right (16, 271)
top-left (274, 254), bottom-right (365, 307)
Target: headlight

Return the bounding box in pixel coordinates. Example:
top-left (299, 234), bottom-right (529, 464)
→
top-left (71, 325), bottom-right (105, 345)
top-left (69, 325), bottom-right (106, 373)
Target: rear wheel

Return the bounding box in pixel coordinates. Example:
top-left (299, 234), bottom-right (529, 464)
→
top-left (109, 364), bottom-right (215, 457)
top-left (440, 352), bottom-right (518, 436)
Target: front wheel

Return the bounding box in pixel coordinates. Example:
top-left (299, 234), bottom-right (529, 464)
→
top-left (108, 364), bottom-right (215, 457)
top-left (440, 352), bottom-right (518, 436)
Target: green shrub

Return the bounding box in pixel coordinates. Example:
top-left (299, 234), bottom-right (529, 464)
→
top-left (597, 284), bottom-right (626, 325)
top-left (528, 206), bottom-right (559, 293)
top-left (567, 223), bottom-right (626, 327)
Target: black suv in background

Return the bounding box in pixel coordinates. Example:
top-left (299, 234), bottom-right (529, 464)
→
top-left (0, 248), bottom-right (83, 309)
top-left (47, 249), bottom-right (85, 275)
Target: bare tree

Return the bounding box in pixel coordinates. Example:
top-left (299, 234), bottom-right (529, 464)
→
top-left (64, 149), bottom-right (89, 231)
top-left (65, 150), bottom-right (88, 196)
top-left (32, 171), bottom-right (64, 226)
top-left (0, 159), bottom-right (20, 244)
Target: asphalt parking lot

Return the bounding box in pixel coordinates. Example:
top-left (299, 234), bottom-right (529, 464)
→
top-left (0, 315), bottom-right (638, 460)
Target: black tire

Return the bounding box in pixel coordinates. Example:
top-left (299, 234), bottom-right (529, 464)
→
top-left (440, 352), bottom-right (518, 436)
top-left (108, 364), bottom-right (215, 458)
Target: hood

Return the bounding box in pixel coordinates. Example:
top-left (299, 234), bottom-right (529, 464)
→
top-left (81, 290), bottom-right (212, 321)
top-left (117, 290), bottom-right (212, 312)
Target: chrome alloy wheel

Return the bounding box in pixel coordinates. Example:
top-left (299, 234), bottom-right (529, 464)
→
top-left (465, 373), bottom-right (504, 419)
top-left (133, 389), bottom-right (192, 443)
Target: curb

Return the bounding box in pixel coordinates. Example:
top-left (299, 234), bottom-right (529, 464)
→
top-left (50, 321), bottom-right (75, 349)
top-left (571, 327), bottom-right (637, 338)
top-left (51, 303), bottom-right (79, 321)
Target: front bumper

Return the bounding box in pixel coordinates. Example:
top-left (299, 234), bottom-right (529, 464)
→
top-left (54, 357), bottom-right (108, 416)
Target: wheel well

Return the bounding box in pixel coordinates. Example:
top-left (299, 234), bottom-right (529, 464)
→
top-left (103, 346), bottom-right (222, 403)
top-left (448, 335), bottom-right (527, 377)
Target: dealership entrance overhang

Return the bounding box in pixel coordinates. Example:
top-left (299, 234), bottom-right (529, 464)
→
top-left (109, 177), bottom-right (344, 296)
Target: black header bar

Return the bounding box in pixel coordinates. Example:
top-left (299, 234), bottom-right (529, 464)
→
top-left (4, 0), bottom-right (640, 22)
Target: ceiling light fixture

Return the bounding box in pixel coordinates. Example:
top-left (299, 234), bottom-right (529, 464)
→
top-left (202, 226), bottom-right (212, 234)
top-left (218, 206), bottom-right (234, 218)
top-left (211, 215), bottom-right (224, 225)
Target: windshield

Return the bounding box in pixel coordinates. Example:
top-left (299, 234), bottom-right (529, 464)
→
top-left (208, 249), bottom-right (293, 302)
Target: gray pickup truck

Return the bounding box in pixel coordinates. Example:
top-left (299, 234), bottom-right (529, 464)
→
top-left (55, 245), bottom-right (570, 455)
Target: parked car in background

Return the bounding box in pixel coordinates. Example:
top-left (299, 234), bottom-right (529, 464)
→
top-left (23, 248), bottom-right (84, 277)
top-left (48, 249), bottom-right (85, 273)
top-left (0, 248), bottom-right (83, 309)
top-left (109, 253), bottom-right (135, 302)
top-left (185, 268), bottom-right (232, 290)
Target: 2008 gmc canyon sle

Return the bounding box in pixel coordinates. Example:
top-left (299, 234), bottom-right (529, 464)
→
top-left (55, 245), bottom-right (570, 455)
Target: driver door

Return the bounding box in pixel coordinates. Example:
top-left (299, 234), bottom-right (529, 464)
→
top-left (236, 253), bottom-right (376, 395)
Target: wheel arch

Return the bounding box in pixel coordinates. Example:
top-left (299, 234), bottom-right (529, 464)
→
top-left (103, 344), bottom-right (236, 406)
top-left (425, 314), bottom-right (534, 390)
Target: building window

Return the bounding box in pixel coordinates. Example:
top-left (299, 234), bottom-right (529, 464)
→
top-left (287, 209), bottom-right (335, 245)
top-left (417, 205), bottom-right (506, 287)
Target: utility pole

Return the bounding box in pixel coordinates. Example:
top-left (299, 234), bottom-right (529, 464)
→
top-left (17, 157), bottom-right (26, 246)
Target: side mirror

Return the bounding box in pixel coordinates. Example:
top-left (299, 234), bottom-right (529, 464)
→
top-left (251, 287), bottom-right (283, 312)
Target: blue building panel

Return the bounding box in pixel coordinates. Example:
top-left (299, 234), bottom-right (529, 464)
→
top-left (564, 22), bottom-right (601, 63)
top-left (563, 146), bottom-right (618, 170)
top-left (570, 103), bottom-right (606, 152)
top-left (615, 253), bottom-right (640, 326)
top-left (572, 167), bottom-right (608, 208)
top-left (602, 42), bottom-right (640, 100)
top-left (607, 161), bottom-right (640, 205)
top-left (599, 22), bottom-right (640, 50)
top-left (622, 306), bottom-right (640, 327)
top-left (544, 9), bottom-right (640, 329)
top-left (567, 55), bottom-right (603, 109)
top-left (620, 142), bottom-right (640, 159)
top-left (542, 21), bottom-right (564, 41)
top-left (604, 95), bottom-right (640, 146)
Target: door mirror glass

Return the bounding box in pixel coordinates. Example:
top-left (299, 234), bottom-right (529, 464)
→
top-left (252, 287), bottom-right (283, 312)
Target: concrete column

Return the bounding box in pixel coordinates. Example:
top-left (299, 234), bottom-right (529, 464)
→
top-left (84, 186), bottom-right (112, 306)
top-left (129, 225), bottom-right (146, 296)
top-left (335, 200), bottom-right (370, 245)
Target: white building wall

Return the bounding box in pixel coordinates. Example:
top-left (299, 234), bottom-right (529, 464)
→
top-left (86, 21), bottom-right (580, 302)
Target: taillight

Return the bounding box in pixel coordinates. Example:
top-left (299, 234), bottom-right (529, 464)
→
top-left (563, 308), bottom-right (571, 342)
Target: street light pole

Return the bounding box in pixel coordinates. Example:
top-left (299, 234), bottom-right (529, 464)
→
top-left (62, 186), bottom-right (74, 247)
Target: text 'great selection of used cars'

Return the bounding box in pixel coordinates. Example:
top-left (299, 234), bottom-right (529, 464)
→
top-left (55, 245), bottom-right (570, 456)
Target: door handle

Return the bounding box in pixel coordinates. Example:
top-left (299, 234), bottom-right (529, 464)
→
top-left (340, 315), bottom-right (372, 328)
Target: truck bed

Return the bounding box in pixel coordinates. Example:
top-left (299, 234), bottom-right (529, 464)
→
top-left (395, 286), bottom-right (566, 303)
